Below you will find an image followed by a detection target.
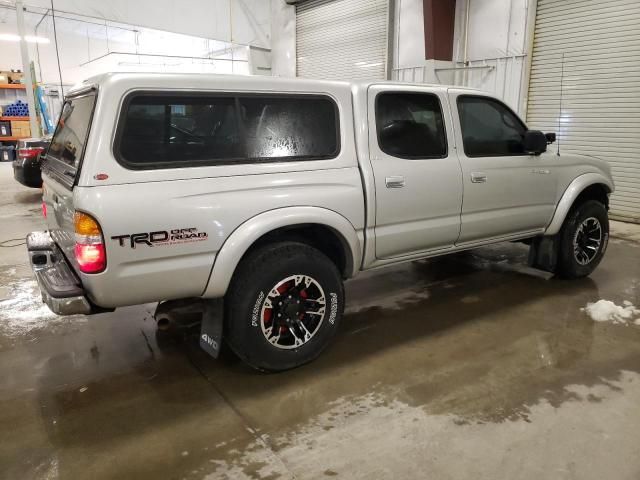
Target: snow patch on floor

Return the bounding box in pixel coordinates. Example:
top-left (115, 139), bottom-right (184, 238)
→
top-left (0, 276), bottom-right (81, 336)
top-left (582, 299), bottom-right (640, 325)
top-left (207, 371), bottom-right (640, 480)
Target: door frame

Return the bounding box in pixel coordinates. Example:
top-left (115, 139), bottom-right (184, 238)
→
top-left (363, 83), bottom-right (464, 267)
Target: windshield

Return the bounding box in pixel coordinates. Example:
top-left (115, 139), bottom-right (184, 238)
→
top-left (46, 92), bottom-right (96, 178)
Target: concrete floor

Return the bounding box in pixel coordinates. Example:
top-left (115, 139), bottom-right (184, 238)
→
top-left (1, 162), bottom-right (640, 480)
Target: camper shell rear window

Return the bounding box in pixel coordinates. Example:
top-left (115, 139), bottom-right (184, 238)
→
top-left (44, 91), bottom-right (97, 187)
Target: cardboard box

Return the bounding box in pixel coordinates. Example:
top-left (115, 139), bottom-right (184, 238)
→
top-left (9, 71), bottom-right (23, 84)
top-left (14, 129), bottom-right (31, 138)
top-left (0, 70), bottom-right (23, 84)
top-left (10, 120), bottom-right (30, 137)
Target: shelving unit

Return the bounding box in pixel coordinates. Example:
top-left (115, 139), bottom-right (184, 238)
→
top-left (0, 136), bottom-right (28, 141)
top-left (0, 83), bottom-right (29, 144)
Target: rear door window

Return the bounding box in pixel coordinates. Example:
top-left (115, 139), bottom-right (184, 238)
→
top-left (45, 92), bottom-right (96, 185)
top-left (116, 93), bottom-right (340, 169)
top-left (376, 92), bottom-right (447, 159)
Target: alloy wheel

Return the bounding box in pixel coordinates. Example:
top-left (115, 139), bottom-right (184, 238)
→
top-left (573, 217), bottom-right (602, 266)
top-left (260, 275), bottom-right (326, 349)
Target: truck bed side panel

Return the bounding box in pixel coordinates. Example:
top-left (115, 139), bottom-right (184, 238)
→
top-left (75, 168), bottom-right (364, 308)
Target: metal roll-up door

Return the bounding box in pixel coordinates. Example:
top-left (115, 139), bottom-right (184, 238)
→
top-left (527, 0), bottom-right (640, 223)
top-left (296, 0), bottom-right (390, 81)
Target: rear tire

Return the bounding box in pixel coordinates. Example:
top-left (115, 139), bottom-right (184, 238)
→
top-left (225, 241), bottom-right (344, 372)
top-left (556, 200), bottom-right (609, 279)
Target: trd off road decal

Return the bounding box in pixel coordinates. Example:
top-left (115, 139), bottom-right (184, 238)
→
top-left (111, 228), bottom-right (208, 248)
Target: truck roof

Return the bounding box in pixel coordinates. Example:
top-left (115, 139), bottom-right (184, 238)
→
top-left (72, 72), bottom-right (486, 96)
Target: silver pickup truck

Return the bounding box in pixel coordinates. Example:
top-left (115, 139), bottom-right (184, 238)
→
top-left (27, 73), bottom-right (614, 371)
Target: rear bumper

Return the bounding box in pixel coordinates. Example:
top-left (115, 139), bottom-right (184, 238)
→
top-left (13, 160), bottom-right (42, 188)
top-left (27, 231), bottom-right (92, 315)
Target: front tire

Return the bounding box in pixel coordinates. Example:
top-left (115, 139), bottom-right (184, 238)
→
top-left (557, 200), bottom-right (609, 279)
top-left (225, 242), bottom-right (344, 372)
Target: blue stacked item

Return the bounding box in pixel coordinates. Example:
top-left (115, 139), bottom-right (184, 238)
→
top-left (3, 100), bottom-right (29, 117)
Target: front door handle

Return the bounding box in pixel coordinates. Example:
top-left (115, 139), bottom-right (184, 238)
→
top-left (385, 176), bottom-right (405, 188)
top-left (470, 172), bottom-right (487, 183)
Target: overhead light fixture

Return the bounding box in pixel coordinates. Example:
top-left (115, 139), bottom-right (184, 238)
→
top-left (0, 33), bottom-right (50, 44)
top-left (25, 35), bottom-right (50, 44)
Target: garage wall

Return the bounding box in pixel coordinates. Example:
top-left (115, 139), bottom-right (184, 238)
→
top-left (449, 0), bottom-right (531, 112)
top-left (527, 0), bottom-right (640, 223)
top-left (296, 0), bottom-right (390, 80)
top-left (390, 0), bottom-right (532, 112)
top-left (0, 1), bottom-right (269, 91)
top-left (394, 0), bottom-right (425, 69)
top-left (13, 0), bottom-right (271, 49)
top-left (271, 0), bottom-right (296, 77)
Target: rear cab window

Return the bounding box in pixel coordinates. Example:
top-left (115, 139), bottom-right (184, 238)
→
top-left (115, 92), bottom-right (340, 169)
top-left (43, 91), bottom-right (97, 188)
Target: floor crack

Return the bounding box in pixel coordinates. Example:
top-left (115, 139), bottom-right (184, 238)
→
top-left (185, 348), bottom-right (298, 479)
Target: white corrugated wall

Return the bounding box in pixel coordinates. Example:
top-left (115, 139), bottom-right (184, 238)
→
top-left (296, 0), bottom-right (390, 81)
top-left (527, 0), bottom-right (640, 223)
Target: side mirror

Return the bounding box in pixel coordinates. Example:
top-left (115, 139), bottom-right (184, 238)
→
top-left (523, 130), bottom-right (547, 155)
top-left (545, 132), bottom-right (556, 144)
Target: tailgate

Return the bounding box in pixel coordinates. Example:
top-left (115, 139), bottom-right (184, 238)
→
top-left (41, 91), bottom-right (97, 269)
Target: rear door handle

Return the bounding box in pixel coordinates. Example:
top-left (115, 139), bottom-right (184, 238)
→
top-left (385, 176), bottom-right (406, 188)
top-left (470, 172), bottom-right (487, 183)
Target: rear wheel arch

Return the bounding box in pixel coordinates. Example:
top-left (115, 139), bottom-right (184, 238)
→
top-left (243, 224), bottom-right (352, 276)
top-left (202, 207), bottom-right (361, 298)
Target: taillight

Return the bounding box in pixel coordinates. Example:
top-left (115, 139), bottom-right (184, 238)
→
top-left (74, 211), bottom-right (106, 273)
top-left (41, 185), bottom-right (47, 218)
top-left (18, 146), bottom-right (45, 160)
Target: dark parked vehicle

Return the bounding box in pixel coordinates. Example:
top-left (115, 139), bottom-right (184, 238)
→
top-left (13, 136), bottom-right (51, 188)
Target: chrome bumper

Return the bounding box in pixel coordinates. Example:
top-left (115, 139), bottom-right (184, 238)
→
top-left (26, 231), bottom-right (92, 316)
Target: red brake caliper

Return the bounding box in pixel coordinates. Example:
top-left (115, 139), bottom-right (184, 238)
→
top-left (275, 281), bottom-right (293, 334)
top-left (299, 289), bottom-right (308, 319)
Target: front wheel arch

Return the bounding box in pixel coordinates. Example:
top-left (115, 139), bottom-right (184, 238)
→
top-left (545, 174), bottom-right (613, 236)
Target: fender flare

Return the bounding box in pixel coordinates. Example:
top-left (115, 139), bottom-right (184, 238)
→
top-left (202, 207), bottom-right (362, 298)
top-left (545, 173), bottom-right (614, 235)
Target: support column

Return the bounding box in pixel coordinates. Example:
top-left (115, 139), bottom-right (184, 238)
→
top-left (15, 0), bottom-right (40, 138)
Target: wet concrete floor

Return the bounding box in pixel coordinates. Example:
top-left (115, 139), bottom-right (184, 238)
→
top-left (1, 163), bottom-right (639, 479)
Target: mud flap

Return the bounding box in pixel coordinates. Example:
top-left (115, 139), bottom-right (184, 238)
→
top-left (200, 299), bottom-right (224, 359)
top-left (528, 236), bottom-right (559, 273)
